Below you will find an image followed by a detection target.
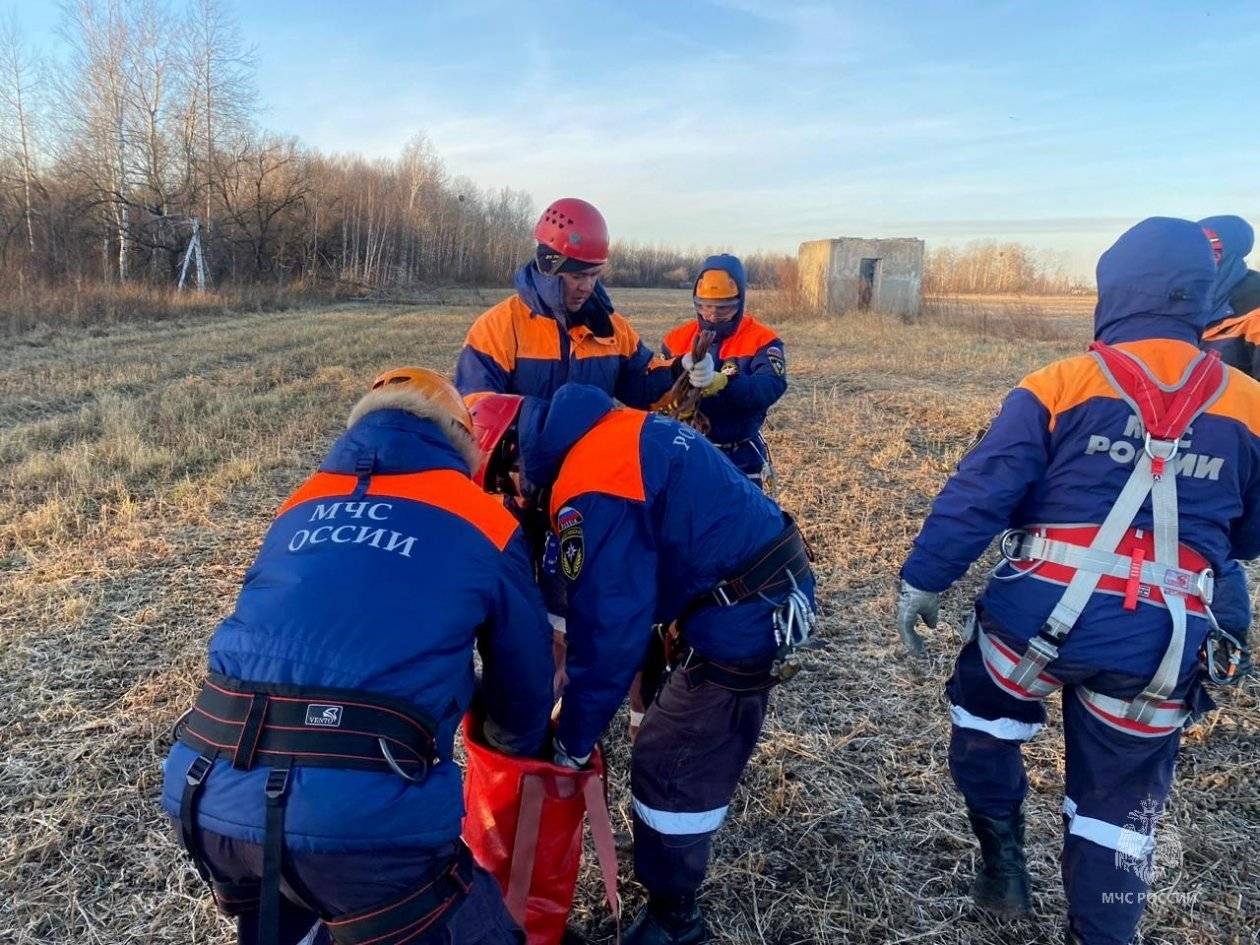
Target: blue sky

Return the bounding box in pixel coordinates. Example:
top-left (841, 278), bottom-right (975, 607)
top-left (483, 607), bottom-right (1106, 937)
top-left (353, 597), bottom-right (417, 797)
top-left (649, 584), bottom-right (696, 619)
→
top-left (12, 0), bottom-right (1260, 276)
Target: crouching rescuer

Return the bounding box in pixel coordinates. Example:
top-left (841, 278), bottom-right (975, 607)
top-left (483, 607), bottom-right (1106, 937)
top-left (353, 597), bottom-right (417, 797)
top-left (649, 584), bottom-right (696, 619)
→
top-left (472, 383), bottom-right (817, 945)
top-left (895, 218), bottom-right (1258, 945)
top-left (162, 368), bottom-right (554, 945)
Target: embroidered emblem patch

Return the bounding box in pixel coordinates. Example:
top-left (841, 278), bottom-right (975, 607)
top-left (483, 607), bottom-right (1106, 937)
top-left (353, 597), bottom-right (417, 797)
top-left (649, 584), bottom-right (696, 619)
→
top-left (767, 346), bottom-right (786, 377)
top-left (305, 704), bottom-right (344, 728)
top-left (556, 506), bottom-right (584, 580)
top-left (722, 359), bottom-right (739, 377)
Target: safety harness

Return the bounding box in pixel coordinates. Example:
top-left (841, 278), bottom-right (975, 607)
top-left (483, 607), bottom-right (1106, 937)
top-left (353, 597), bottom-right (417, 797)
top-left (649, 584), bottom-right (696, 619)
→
top-left (174, 674), bottom-right (458, 945)
top-left (678, 516), bottom-right (816, 688)
top-left (994, 342), bottom-right (1227, 733)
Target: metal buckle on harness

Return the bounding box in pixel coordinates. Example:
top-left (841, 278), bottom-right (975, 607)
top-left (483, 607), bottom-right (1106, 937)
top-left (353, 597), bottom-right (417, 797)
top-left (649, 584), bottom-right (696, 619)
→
top-left (999, 528), bottom-right (1030, 562)
top-left (264, 765), bottom-right (290, 800)
top-left (712, 584), bottom-right (736, 608)
top-left (186, 754), bottom-right (213, 788)
top-left (1143, 434), bottom-right (1179, 479)
top-left (1192, 568), bottom-right (1215, 605)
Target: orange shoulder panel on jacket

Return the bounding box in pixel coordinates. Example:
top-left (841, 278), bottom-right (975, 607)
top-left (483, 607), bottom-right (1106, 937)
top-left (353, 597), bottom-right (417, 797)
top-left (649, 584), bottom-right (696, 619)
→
top-left (275, 472), bottom-right (359, 518)
top-left (367, 469), bottom-right (519, 551)
top-left (464, 297), bottom-right (520, 373)
top-left (1202, 313), bottom-right (1250, 342)
top-left (273, 469), bottom-right (517, 550)
top-left (1017, 353), bottom-right (1113, 431)
top-left (550, 409), bottom-right (648, 521)
top-left (662, 321), bottom-right (699, 357)
top-left (1239, 309), bottom-right (1260, 345)
top-left (718, 315), bottom-right (781, 359)
top-left (1201, 369), bottom-right (1260, 438)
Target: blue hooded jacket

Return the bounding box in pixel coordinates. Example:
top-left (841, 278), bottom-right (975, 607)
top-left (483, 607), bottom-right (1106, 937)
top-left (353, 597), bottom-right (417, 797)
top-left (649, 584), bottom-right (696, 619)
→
top-left (660, 255), bottom-right (787, 465)
top-left (902, 217), bottom-right (1260, 680)
top-left (454, 262), bottom-right (677, 412)
top-left (1199, 215), bottom-right (1255, 327)
top-left (161, 406), bottom-right (555, 853)
top-left (520, 384), bottom-right (815, 758)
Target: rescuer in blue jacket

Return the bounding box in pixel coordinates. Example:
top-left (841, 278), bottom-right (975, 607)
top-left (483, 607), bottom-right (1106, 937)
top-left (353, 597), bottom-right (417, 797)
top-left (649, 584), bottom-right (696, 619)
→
top-left (162, 368), bottom-right (554, 945)
top-left (1199, 215), bottom-right (1260, 377)
top-left (660, 254), bottom-right (787, 487)
top-left (896, 218), bottom-right (1260, 945)
top-left (472, 384), bottom-right (816, 945)
top-left (454, 198), bottom-right (709, 413)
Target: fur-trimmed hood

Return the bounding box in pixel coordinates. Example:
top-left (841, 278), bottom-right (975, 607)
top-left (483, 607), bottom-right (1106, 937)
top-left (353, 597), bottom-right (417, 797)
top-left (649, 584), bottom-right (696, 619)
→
top-left (338, 387), bottom-right (481, 474)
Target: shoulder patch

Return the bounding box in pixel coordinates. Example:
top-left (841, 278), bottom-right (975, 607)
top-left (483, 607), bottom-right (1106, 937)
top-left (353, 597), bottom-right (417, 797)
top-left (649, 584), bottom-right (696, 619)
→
top-left (721, 358), bottom-right (739, 377)
top-left (556, 505), bottom-right (584, 580)
top-left (767, 345), bottom-right (785, 376)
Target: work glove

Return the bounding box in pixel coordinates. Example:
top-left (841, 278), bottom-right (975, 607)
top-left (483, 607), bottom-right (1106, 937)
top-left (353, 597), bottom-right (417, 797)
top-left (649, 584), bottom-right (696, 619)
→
top-left (895, 580), bottom-right (939, 658)
top-left (681, 352), bottom-right (716, 389)
top-left (700, 373), bottom-right (729, 397)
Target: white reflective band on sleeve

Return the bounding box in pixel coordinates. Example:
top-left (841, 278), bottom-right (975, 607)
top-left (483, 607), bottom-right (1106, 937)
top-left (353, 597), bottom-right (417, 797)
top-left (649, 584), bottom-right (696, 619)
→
top-left (949, 704), bottom-right (1044, 742)
top-left (632, 798), bottom-right (728, 835)
top-left (1062, 796), bottom-right (1155, 857)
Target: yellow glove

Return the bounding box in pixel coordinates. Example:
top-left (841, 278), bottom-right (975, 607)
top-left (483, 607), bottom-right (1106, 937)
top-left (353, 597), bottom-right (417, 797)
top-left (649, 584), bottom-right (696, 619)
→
top-left (700, 373), bottom-right (729, 397)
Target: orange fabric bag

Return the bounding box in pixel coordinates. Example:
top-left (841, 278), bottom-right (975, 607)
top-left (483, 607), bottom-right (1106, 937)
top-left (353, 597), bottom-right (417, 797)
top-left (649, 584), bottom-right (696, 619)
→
top-left (462, 716), bottom-right (619, 945)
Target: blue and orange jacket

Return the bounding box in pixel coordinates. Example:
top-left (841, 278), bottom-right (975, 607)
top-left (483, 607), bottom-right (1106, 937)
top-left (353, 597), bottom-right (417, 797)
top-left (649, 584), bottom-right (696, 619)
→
top-left (162, 404), bottom-right (554, 853)
top-left (518, 383), bottom-right (816, 759)
top-left (1200, 215), bottom-right (1260, 378)
top-left (902, 217), bottom-right (1260, 680)
top-left (661, 255), bottom-right (787, 460)
top-left (454, 261), bottom-right (678, 410)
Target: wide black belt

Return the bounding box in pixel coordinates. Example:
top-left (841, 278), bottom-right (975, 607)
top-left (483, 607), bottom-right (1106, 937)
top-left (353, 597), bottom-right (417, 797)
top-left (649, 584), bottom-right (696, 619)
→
top-left (174, 675), bottom-right (443, 945)
top-left (690, 516), bottom-right (812, 613)
top-left (679, 649), bottom-right (778, 693)
top-left (176, 673), bottom-right (441, 777)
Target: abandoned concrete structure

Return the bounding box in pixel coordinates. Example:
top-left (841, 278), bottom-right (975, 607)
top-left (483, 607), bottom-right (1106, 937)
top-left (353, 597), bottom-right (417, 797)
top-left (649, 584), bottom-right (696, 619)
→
top-left (798, 237), bottom-right (925, 316)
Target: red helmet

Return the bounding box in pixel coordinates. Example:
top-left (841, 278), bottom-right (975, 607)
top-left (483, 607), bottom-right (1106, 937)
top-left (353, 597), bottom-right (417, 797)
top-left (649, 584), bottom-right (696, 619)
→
top-left (533, 198), bottom-right (609, 266)
top-left (469, 394), bottom-right (525, 490)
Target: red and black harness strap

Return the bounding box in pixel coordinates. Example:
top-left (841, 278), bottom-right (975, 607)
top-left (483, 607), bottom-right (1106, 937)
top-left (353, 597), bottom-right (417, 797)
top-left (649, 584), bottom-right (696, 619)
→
top-left (174, 674), bottom-right (442, 945)
top-left (323, 843), bottom-right (475, 945)
top-left (688, 515), bottom-right (812, 613)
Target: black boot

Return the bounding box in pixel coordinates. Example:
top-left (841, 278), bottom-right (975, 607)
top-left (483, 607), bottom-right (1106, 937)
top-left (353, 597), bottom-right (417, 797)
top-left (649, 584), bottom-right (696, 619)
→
top-left (623, 895), bottom-right (708, 945)
top-left (967, 808), bottom-right (1033, 917)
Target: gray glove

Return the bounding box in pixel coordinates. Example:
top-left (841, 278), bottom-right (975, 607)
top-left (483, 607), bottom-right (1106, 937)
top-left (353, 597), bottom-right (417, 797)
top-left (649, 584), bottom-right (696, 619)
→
top-left (895, 580), bottom-right (940, 658)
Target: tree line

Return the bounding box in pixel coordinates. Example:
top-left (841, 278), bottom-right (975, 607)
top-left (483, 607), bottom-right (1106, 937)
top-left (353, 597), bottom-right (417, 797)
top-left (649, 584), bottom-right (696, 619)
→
top-left (923, 240), bottom-right (1087, 296)
top-left (0, 0), bottom-right (540, 291)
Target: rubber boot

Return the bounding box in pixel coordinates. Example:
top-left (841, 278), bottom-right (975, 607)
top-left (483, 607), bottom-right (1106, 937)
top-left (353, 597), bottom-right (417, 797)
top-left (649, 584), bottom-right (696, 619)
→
top-left (623, 895), bottom-right (708, 945)
top-left (967, 808), bottom-right (1033, 917)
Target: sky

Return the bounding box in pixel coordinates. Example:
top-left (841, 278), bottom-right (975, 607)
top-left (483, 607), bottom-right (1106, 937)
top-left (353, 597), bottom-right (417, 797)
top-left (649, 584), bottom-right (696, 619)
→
top-left (11, 0), bottom-right (1260, 278)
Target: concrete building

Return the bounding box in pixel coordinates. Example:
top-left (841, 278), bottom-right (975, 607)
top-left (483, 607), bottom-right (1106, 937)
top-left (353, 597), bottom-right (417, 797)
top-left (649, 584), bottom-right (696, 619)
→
top-left (798, 237), bottom-right (925, 317)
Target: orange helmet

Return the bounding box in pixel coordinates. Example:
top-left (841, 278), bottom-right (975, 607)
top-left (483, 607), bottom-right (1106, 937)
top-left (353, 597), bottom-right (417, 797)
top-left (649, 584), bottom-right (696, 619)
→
top-left (694, 268), bottom-right (741, 301)
top-left (369, 366), bottom-right (472, 436)
top-left (469, 394), bottom-right (525, 491)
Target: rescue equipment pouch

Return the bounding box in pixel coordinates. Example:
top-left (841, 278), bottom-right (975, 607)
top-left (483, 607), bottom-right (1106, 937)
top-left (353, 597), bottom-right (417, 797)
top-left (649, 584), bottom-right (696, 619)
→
top-left (462, 714), bottom-right (619, 945)
top-left (173, 674), bottom-right (444, 945)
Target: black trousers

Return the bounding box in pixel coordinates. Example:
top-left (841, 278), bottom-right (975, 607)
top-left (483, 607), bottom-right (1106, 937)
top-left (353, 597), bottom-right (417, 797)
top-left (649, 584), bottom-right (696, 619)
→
top-left (629, 667), bottom-right (770, 899)
top-left (187, 829), bottom-right (521, 945)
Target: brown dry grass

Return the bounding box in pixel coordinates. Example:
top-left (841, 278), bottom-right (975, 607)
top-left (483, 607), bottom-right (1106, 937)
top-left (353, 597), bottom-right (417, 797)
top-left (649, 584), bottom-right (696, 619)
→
top-left (0, 292), bottom-right (1255, 944)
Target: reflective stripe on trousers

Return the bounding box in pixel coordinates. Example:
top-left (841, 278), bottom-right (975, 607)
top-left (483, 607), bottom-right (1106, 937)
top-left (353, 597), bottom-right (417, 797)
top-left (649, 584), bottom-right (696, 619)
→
top-left (630, 662), bottom-right (769, 900)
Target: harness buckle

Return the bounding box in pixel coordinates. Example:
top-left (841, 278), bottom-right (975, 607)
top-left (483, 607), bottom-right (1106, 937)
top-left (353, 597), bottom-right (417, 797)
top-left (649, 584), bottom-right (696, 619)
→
top-left (185, 754), bottom-right (213, 788)
top-left (264, 765), bottom-right (290, 800)
top-left (1193, 568), bottom-right (1215, 604)
top-left (999, 528), bottom-right (1030, 562)
top-left (1143, 434), bottom-right (1179, 480)
top-left (711, 584), bottom-right (736, 608)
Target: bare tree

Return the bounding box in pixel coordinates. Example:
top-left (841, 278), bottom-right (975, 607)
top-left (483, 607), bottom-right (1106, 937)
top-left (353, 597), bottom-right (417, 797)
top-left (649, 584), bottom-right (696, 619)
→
top-left (0, 13), bottom-right (42, 258)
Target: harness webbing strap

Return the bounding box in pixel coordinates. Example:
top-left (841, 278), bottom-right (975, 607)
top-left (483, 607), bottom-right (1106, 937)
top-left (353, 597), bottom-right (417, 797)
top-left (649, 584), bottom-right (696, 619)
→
top-left (258, 758), bottom-right (292, 945)
top-left (1007, 343), bottom-right (1226, 719)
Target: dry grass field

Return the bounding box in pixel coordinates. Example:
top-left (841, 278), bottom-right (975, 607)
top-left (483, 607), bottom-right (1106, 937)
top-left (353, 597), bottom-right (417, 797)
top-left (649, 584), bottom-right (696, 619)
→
top-left (1, 289), bottom-right (1255, 944)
